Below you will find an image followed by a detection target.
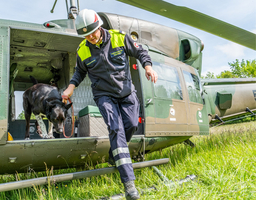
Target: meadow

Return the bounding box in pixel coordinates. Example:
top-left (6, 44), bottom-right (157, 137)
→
top-left (1, 121), bottom-right (256, 200)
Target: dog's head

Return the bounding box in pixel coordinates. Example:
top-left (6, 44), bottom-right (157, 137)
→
top-left (46, 100), bottom-right (72, 133)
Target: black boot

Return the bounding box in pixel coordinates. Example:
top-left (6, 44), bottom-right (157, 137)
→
top-left (123, 180), bottom-right (140, 200)
top-left (108, 148), bottom-right (116, 166)
top-left (108, 156), bottom-right (115, 166)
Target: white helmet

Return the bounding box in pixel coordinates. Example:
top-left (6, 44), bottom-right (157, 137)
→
top-left (75, 9), bottom-right (103, 37)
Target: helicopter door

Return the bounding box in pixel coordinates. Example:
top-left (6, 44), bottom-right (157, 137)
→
top-left (138, 51), bottom-right (189, 137)
top-left (183, 70), bottom-right (209, 135)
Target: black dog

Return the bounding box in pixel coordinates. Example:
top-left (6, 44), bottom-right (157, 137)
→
top-left (23, 76), bottom-right (72, 139)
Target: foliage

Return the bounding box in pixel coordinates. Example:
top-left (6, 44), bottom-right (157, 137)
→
top-left (202, 59), bottom-right (256, 79)
top-left (17, 110), bottom-right (36, 119)
top-left (1, 121), bottom-right (256, 199)
top-left (202, 71), bottom-right (215, 79)
top-left (229, 59), bottom-right (256, 78)
top-left (216, 70), bottom-right (238, 78)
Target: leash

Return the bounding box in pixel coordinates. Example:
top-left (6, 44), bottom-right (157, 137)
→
top-left (62, 95), bottom-right (75, 138)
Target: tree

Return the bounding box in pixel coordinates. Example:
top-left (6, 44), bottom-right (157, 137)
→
top-left (201, 71), bottom-right (215, 79)
top-left (244, 59), bottom-right (256, 77)
top-left (216, 70), bottom-right (237, 78)
top-left (202, 59), bottom-right (256, 79)
top-left (228, 59), bottom-right (256, 78)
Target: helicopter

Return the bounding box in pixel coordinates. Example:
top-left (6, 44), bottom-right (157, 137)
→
top-left (0, 0), bottom-right (255, 178)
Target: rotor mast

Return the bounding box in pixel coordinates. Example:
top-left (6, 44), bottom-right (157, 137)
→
top-left (50, 0), bottom-right (80, 19)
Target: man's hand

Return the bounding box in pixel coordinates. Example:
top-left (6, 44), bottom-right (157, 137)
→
top-left (62, 84), bottom-right (75, 104)
top-left (145, 65), bottom-right (158, 83)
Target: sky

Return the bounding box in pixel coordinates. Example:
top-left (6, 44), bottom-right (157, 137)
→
top-left (1, 0), bottom-right (255, 116)
top-left (1, 0), bottom-right (255, 76)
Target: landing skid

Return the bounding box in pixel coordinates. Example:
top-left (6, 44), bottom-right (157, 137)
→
top-left (99, 166), bottom-right (197, 200)
top-left (0, 158), bottom-right (169, 192)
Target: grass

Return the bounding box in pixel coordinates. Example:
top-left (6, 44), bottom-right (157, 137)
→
top-left (1, 121), bottom-right (256, 199)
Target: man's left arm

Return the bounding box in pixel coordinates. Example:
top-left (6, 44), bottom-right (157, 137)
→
top-left (144, 65), bottom-right (158, 83)
top-left (124, 34), bottom-right (158, 83)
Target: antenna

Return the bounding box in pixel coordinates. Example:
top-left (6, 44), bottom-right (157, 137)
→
top-left (50, 0), bottom-right (58, 13)
top-left (77, 0), bottom-right (80, 12)
top-left (50, 0), bottom-right (79, 19)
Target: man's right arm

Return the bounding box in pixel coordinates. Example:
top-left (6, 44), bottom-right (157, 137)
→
top-left (69, 56), bottom-right (87, 87)
top-left (63, 55), bottom-right (87, 103)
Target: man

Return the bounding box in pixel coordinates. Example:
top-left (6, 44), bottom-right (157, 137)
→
top-left (63, 9), bottom-right (158, 200)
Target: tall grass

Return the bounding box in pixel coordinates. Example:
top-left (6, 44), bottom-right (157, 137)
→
top-left (1, 121), bottom-right (256, 199)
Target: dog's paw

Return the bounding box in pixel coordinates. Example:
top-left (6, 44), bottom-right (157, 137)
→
top-left (25, 137), bottom-right (30, 140)
top-left (40, 134), bottom-right (49, 139)
top-left (42, 134), bottom-right (55, 139)
top-left (48, 135), bottom-right (55, 139)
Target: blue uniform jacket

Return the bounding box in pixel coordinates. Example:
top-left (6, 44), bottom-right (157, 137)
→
top-left (70, 28), bottom-right (152, 98)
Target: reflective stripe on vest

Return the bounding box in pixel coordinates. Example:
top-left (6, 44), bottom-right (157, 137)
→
top-left (77, 39), bottom-right (91, 62)
top-left (109, 29), bottom-right (125, 49)
top-left (77, 30), bottom-right (125, 62)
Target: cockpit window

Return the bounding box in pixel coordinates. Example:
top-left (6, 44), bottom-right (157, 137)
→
top-left (183, 70), bottom-right (204, 104)
top-left (153, 62), bottom-right (183, 100)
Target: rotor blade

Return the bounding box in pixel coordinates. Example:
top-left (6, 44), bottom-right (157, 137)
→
top-left (117, 0), bottom-right (256, 50)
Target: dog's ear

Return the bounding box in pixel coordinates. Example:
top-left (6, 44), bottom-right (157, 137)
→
top-left (65, 103), bottom-right (73, 110)
top-left (46, 100), bottom-right (57, 113)
top-left (47, 101), bottom-right (56, 109)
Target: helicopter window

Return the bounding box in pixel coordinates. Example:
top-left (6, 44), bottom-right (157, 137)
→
top-left (183, 71), bottom-right (204, 104)
top-left (153, 62), bottom-right (183, 100)
top-left (181, 39), bottom-right (191, 61)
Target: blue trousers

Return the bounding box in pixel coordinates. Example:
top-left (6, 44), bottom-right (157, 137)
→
top-left (94, 92), bottom-right (139, 183)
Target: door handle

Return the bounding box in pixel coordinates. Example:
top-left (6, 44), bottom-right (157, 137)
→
top-left (145, 98), bottom-right (153, 107)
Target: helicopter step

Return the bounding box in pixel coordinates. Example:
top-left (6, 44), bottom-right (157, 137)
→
top-left (0, 158), bottom-right (169, 192)
top-left (183, 139), bottom-right (195, 147)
